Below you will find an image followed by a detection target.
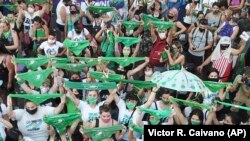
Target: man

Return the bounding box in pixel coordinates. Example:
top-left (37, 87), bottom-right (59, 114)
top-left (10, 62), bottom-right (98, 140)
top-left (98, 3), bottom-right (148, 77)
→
top-left (187, 18), bottom-right (213, 67)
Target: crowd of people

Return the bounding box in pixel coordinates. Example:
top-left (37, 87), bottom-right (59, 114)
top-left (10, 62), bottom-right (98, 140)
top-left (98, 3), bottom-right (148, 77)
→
top-left (0, 0), bottom-right (249, 140)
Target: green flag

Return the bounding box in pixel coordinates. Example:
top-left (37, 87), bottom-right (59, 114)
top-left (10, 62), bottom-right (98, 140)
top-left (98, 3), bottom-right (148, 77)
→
top-left (89, 71), bottom-right (123, 82)
top-left (121, 21), bottom-right (140, 30)
top-left (38, 55), bottom-right (71, 63)
top-left (13, 57), bottom-right (49, 70)
top-left (25, 0), bottom-right (46, 4)
top-left (139, 106), bottom-right (171, 119)
top-left (88, 6), bottom-right (115, 15)
top-left (17, 68), bottom-right (54, 88)
top-left (115, 37), bottom-right (141, 47)
top-left (142, 14), bottom-right (161, 31)
top-left (101, 57), bottom-right (145, 67)
top-left (171, 98), bottom-right (212, 109)
top-left (215, 100), bottom-right (250, 111)
top-left (63, 39), bottom-right (90, 56)
top-left (203, 81), bottom-right (231, 93)
top-left (152, 21), bottom-right (174, 31)
top-left (75, 57), bottom-right (99, 65)
top-left (0, 5), bottom-right (17, 11)
top-left (120, 79), bottom-right (156, 88)
top-left (65, 81), bottom-right (117, 90)
top-left (35, 29), bottom-right (46, 38)
top-left (130, 125), bottom-right (143, 134)
top-left (10, 94), bottom-right (62, 105)
top-left (53, 63), bottom-right (92, 72)
top-left (83, 125), bottom-right (123, 141)
top-left (43, 113), bottom-right (81, 135)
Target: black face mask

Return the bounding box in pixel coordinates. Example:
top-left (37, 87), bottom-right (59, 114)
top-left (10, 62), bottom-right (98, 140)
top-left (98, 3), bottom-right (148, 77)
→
top-left (232, 17), bottom-right (239, 22)
top-left (194, 1), bottom-right (199, 4)
top-left (207, 78), bottom-right (219, 82)
top-left (26, 107), bottom-right (38, 115)
top-left (168, 15), bottom-right (174, 19)
top-left (70, 11), bottom-right (77, 15)
top-left (75, 29), bottom-right (81, 34)
top-left (199, 28), bottom-right (205, 32)
top-left (220, 45), bottom-right (229, 50)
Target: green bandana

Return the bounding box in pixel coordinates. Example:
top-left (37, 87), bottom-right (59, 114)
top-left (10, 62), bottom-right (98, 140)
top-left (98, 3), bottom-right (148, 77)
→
top-left (65, 81), bottom-right (117, 90)
top-left (83, 125), bottom-right (123, 141)
top-left (35, 29), bottom-right (46, 38)
top-left (88, 6), bottom-right (115, 15)
top-left (149, 118), bottom-right (160, 125)
top-left (43, 113), bottom-right (81, 135)
top-left (130, 125), bottom-right (143, 134)
top-left (120, 79), bottom-right (156, 88)
top-left (139, 106), bottom-right (171, 119)
top-left (66, 98), bottom-right (80, 113)
top-left (101, 57), bottom-right (145, 67)
top-left (75, 57), bottom-right (99, 65)
top-left (126, 102), bottom-right (136, 110)
top-left (203, 81), bottom-right (231, 92)
top-left (17, 68), bottom-right (54, 88)
top-left (38, 55), bottom-right (71, 63)
top-left (115, 37), bottom-right (141, 47)
top-left (153, 21), bottom-right (174, 31)
top-left (53, 63), bottom-right (91, 72)
top-left (13, 57), bottom-right (49, 70)
top-left (191, 120), bottom-right (201, 125)
top-left (0, 5), bottom-right (17, 11)
top-left (25, 0), bottom-right (46, 4)
top-left (142, 14), bottom-right (161, 31)
top-left (170, 98), bottom-right (212, 109)
top-left (121, 21), bottom-right (140, 30)
top-left (87, 97), bottom-right (98, 104)
top-left (10, 94), bottom-right (62, 105)
top-left (215, 100), bottom-right (250, 111)
top-left (63, 39), bottom-right (89, 56)
top-left (89, 71), bottom-right (123, 82)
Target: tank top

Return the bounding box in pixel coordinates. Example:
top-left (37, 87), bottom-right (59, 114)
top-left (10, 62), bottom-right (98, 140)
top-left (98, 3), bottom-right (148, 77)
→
top-left (56, 1), bottom-right (66, 25)
top-left (67, 15), bottom-right (79, 33)
top-left (23, 11), bottom-right (40, 35)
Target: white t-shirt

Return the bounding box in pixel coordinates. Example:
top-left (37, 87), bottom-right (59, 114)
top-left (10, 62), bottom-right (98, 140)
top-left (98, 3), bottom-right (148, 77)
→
top-left (184, 4), bottom-right (203, 24)
top-left (39, 41), bottom-right (64, 56)
top-left (0, 103), bottom-right (7, 140)
top-left (13, 106), bottom-right (55, 141)
top-left (77, 101), bottom-right (104, 122)
top-left (23, 11), bottom-right (40, 36)
top-left (67, 28), bottom-right (90, 41)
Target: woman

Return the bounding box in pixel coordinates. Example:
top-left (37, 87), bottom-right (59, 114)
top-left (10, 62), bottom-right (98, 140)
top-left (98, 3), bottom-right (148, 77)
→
top-left (0, 20), bottom-right (19, 54)
top-left (0, 42), bottom-right (14, 104)
top-left (228, 0), bottom-right (245, 13)
top-left (146, 1), bottom-right (168, 19)
top-left (161, 40), bottom-right (185, 70)
top-left (183, 0), bottom-right (203, 28)
top-left (88, 105), bottom-right (127, 141)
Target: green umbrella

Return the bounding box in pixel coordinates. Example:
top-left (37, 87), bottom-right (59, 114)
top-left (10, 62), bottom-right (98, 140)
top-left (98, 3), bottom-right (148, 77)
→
top-left (88, 6), bottom-right (115, 15)
top-left (151, 68), bottom-right (206, 92)
top-left (203, 81), bottom-right (231, 93)
top-left (53, 63), bottom-right (92, 72)
top-left (139, 106), bottom-right (172, 119)
top-left (17, 68), bottom-right (54, 88)
top-left (43, 113), bottom-right (81, 135)
top-left (101, 57), bottom-right (145, 67)
top-left (121, 21), bottom-right (140, 30)
top-left (89, 71), bottom-right (123, 81)
top-left (10, 94), bottom-right (62, 105)
top-left (65, 81), bottom-right (117, 90)
top-left (63, 39), bottom-right (90, 56)
top-left (83, 125), bottom-right (123, 141)
top-left (171, 97), bottom-right (212, 109)
top-left (115, 37), bottom-right (141, 47)
top-left (142, 14), bottom-right (161, 31)
top-left (215, 100), bottom-right (250, 111)
top-left (152, 21), bottom-right (174, 31)
top-left (13, 57), bottom-right (49, 70)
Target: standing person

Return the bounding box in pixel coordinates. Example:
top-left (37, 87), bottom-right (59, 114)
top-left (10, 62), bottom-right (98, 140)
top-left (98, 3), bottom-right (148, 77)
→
top-left (183, 0), bottom-right (203, 28)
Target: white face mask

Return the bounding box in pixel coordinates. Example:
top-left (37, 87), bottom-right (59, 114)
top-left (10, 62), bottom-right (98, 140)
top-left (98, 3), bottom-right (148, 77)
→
top-left (126, 30), bottom-right (134, 36)
top-left (145, 70), bottom-right (153, 77)
top-left (154, 11), bottom-right (159, 17)
top-left (48, 39), bottom-right (56, 44)
top-left (159, 32), bottom-right (166, 40)
top-left (27, 7), bottom-right (34, 13)
top-left (40, 86), bottom-right (50, 94)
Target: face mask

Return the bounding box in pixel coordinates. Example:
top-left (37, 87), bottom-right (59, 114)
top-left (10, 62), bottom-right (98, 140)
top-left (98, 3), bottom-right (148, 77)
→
top-left (159, 32), bottom-right (166, 40)
top-left (149, 119), bottom-right (160, 125)
top-left (48, 39), bottom-right (56, 44)
top-left (123, 48), bottom-right (130, 57)
top-left (199, 28), bottom-right (205, 32)
top-left (173, 48), bottom-right (179, 54)
top-left (40, 86), bottom-right (49, 94)
top-left (161, 98), bottom-right (170, 104)
top-left (87, 97), bottom-right (97, 104)
top-left (191, 120), bottom-right (201, 125)
top-left (126, 30), bottom-right (134, 36)
top-left (207, 78), bottom-right (219, 82)
top-left (27, 7), bottom-right (34, 13)
top-left (26, 107), bottom-right (38, 115)
top-left (153, 12), bottom-right (159, 18)
top-left (220, 44), bottom-right (229, 50)
top-left (168, 15), bottom-right (174, 19)
top-left (75, 29), bottom-right (81, 34)
top-left (101, 118), bottom-right (111, 123)
top-left (70, 11), bottom-right (77, 15)
top-left (126, 102), bottom-right (136, 110)
top-left (213, 10), bottom-right (219, 14)
top-left (145, 70), bottom-right (153, 77)
top-left (232, 17), bottom-right (239, 22)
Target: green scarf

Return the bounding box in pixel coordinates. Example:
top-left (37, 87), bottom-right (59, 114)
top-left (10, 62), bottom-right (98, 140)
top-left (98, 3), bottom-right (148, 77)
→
top-left (142, 14), bottom-right (161, 31)
top-left (215, 100), bottom-right (250, 111)
top-left (0, 5), bottom-right (17, 11)
top-left (121, 21), bottom-right (140, 30)
top-left (101, 32), bottom-right (115, 57)
top-left (115, 37), bottom-right (141, 47)
top-left (43, 113), bottom-right (81, 135)
top-left (25, 0), bottom-right (46, 4)
top-left (89, 71), bottom-right (123, 81)
top-left (10, 94), bottom-right (62, 105)
top-left (171, 98), bottom-right (212, 109)
top-left (130, 125), bottom-right (144, 134)
top-left (75, 57), bottom-right (99, 65)
top-left (152, 21), bottom-right (174, 31)
top-left (203, 81), bottom-right (231, 93)
top-left (38, 55), bottom-right (71, 63)
top-left (101, 57), bottom-right (145, 67)
top-left (53, 63), bottom-right (92, 72)
top-left (88, 6), bottom-right (115, 15)
top-left (65, 81), bottom-right (117, 90)
top-left (63, 39), bottom-right (89, 56)
top-left (139, 106), bottom-right (171, 119)
top-left (13, 57), bottom-right (49, 70)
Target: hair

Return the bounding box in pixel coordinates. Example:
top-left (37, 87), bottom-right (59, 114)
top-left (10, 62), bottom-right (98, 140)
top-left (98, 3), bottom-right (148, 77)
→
top-left (189, 108), bottom-right (204, 123)
top-left (33, 16), bottom-right (44, 24)
top-left (197, 11), bottom-right (204, 17)
top-left (156, 87), bottom-right (176, 99)
top-left (0, 42), bottom-right (10, 54)
top-left (125, 93), bottom-right (140, 104)
top-left (226, 112), bottom-right (241, 125)
top-left (199, 18), bottom-right (208, 25)
top-left (49, 30), bottom-right (56, 37)
top-left (212, 2), bottom-right (220, 8)
top-left (99, 104), bottom-right (112, 114)
top-left (208, 68), bottom-right (220, 76)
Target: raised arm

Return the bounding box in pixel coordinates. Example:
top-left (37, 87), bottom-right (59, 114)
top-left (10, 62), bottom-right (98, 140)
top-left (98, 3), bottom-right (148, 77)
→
top-left (131, 42), bottom-right (140, 57)
top-left (53, 94), bottom-right (66, 114)
top-left (6, 55), bottom-right (14, 90)
top-left (127, 57), bottom-right (149, 77)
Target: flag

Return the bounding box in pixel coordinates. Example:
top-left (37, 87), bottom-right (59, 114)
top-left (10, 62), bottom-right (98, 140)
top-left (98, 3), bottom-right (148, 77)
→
top-left (75, 57), bottom-right (99, 65)
top-left (101, 57), bottom-right (145, 67)
top-left (43, 113), bottom-right (81, 135)
top-left (88, 6), bottom-right (115, 15)
top-left (53, 63), bottom-right (94, 72)
top-left (13, 57), bottom-right (49, 70)
top-left (142, 14), bottom-right (161, 31)
top-left (152, 21), bottom-right (174, 31)
top-left (17, 68), bottom-right (54, 88)
top-left (25, 0), bottom-right (46, 4)
top-left (10, 94), bottom-right (62, 105)
top-left (139, 106), bottom-right (171, 119)
top-left (63, 39), bottom-right (90, 56)
top-left (121, 21), bottom-right (140, 30)
top-left (89, 71), bottom-right (123, 82)
top-left (115, 37), bottom-right (141, 47)
top-left (203, 81), bottom-right (231, 93)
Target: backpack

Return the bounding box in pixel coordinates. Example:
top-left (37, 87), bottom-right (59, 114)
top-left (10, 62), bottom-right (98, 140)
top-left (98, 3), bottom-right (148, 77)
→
top-left (218, 21), bottom-right (236, 37)
top-left (149, 38), bottom-right (167, 67)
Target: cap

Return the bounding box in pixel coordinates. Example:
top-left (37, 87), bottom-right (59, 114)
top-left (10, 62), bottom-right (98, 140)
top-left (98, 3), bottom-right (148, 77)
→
top-left (220, 36), bottom-right (231, 45)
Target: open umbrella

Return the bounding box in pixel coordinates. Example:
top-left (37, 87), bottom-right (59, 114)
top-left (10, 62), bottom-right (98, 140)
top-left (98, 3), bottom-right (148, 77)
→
top-left (151, 68), bottom-right (206, 92)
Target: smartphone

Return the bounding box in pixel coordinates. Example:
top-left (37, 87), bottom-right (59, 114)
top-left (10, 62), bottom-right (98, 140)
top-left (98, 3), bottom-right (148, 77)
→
top-left (56, 76), bottom-right (62, 86)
